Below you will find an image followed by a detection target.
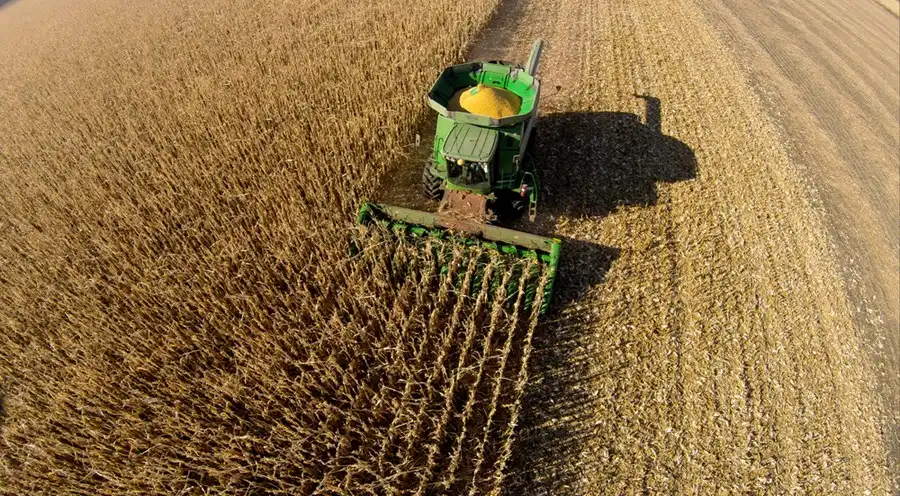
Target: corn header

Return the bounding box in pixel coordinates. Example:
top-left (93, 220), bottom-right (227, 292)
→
top-left (358, 40), bottom-right (561, 314)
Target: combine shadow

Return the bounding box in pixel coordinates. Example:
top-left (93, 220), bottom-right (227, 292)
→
top-left (515, 95), bottom-right (696, 310)
top-left (540, 96), bottom-right (696, 220)
top-left (506, 96), bottom-right (696, 494)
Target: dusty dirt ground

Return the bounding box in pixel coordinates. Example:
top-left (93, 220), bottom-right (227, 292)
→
top-left (381, 0), bottom-right (893, 493)
top-left (696, 0), bottom-right (900, 468)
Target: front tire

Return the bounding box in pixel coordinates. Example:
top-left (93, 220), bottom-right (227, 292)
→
top-left (422, 164), bottom-right (444, 200)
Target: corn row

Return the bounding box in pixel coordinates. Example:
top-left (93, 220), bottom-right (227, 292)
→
top-left (368, 241), bottom-right (441, 479)
top-left (438, 258), bottom-right (519, 491)
top-left (487, 270), bottom-right (549, 496)
top-left (412, 254), bottom-right (500, 495)
top-left (373, 243), bottom-right (462, 487)
top-left (466, 260), bottom-right (536, 496)
top-left (396, 248), bottom-right (482, 476)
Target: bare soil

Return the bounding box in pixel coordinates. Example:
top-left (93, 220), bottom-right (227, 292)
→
top-left (697, 0), bottom-right (900, 473)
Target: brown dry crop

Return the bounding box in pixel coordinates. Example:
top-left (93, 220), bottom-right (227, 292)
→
top-left (0, 0), bottom-right (894, 494)
top-left (0, 0), bottom-right (558, 493)
top-left (876, 0), bottom-right (900, 17)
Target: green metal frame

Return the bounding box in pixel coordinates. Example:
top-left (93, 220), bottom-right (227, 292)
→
top-left (357, 202), bottom-right (560, 314)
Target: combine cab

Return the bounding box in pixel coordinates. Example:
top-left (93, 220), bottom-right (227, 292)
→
top-left (358, 40), bottom-right (561, 314)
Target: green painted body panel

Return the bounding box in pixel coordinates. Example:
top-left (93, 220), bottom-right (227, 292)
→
top-left (431, 115), bottom-right (455, 174)
top-left (442, 124), bottom-right (499, 163)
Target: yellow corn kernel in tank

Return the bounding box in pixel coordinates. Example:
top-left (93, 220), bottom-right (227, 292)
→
top-left (447, 84), bottom-right (521, 119)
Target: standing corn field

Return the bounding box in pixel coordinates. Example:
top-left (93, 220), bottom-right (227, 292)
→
top-left (0, 0), bottom-right (549, 492)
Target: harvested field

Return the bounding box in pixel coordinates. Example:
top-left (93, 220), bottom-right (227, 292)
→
top-left (0, 0), bottom-right (894, 495)
top-left (696, 0), bottom-right (900, 467)
top-left (448, 0), bottom-right (893, 493)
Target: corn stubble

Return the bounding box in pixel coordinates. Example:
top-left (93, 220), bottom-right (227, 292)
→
top-left (0, 0), bottom-right (558, 493)
top-left (483, 0), bottom-right (891, 493)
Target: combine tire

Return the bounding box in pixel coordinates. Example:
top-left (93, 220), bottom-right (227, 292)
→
top-left (422, 165), bottom-right (444, 200)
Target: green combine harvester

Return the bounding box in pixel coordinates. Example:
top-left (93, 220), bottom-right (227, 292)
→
top-left (358, 40), bottom-right (561, 314)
